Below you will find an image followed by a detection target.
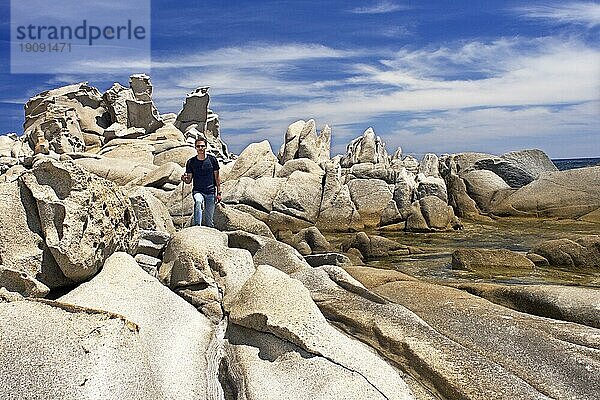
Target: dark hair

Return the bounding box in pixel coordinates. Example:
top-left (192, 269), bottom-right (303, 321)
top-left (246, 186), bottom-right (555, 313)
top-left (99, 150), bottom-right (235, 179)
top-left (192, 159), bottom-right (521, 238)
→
top-left (195, 137), bottom-right (207, 146)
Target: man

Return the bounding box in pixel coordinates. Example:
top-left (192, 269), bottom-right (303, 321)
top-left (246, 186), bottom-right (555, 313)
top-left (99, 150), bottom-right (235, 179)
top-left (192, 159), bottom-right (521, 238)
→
top-left (181, 137), bottom-right (222, 227)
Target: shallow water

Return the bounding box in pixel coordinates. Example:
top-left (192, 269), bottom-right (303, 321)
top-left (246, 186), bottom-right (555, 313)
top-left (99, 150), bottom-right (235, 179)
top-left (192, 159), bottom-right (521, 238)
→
top-left (327, 218), bottom-right (600, 288)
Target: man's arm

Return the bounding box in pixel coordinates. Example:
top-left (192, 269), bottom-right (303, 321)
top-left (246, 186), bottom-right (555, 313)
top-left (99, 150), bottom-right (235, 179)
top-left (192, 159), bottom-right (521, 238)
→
top-left (181, 159), bottom-right (193, 184)
top-left (214, 169), bottom-right (222, 203)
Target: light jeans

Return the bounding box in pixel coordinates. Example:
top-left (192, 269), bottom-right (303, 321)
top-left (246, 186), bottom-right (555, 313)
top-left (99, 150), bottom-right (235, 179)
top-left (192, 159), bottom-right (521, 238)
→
top-left (192, 192), bottom-right (216, 227)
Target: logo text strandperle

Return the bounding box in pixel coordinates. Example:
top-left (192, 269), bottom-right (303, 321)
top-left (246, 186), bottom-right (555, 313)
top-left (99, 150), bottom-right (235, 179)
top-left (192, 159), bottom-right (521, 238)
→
top-left (15, 20), bottom-right (147, 46)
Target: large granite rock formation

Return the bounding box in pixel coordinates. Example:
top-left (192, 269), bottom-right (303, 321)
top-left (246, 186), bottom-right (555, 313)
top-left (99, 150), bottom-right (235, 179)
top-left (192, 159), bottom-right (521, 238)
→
top-left (340, 127), bottom-right (390, 167)
top-left (278, 119), bottom-right (331, 165)
top-left (23, 83), bottom-right (110, 154)
top-left (474, 149), bottom-right (557, 188)
top-left (174, 87), bottom-right (232, 161)
top-left (489, 166), bottom-right (600, 221)
top-left (226, 264), bottom-right (415, 400)
top-left (0, 157), bottom-right (138, 295)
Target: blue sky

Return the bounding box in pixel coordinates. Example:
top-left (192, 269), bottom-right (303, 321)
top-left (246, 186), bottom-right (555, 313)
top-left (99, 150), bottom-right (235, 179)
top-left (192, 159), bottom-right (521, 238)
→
top-left (1, 0), bottom-right (599, 158)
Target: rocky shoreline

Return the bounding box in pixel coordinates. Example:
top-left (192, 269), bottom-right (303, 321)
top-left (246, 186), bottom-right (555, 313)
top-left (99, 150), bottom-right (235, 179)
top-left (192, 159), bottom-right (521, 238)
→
top-left (1, 74), bottom-right (599, 399)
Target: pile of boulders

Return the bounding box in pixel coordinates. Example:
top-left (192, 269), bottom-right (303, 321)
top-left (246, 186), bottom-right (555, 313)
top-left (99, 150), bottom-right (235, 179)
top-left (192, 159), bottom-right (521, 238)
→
top-left (1, 74), bottom-right (600, 400)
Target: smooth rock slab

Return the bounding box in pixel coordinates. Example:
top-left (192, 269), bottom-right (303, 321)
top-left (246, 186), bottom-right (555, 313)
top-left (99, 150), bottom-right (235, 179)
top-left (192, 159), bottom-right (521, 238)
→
top-left (229, 265), bottom-right (415, 400)
top-left (59, 252), bottom-right (218, 399)
top-left (227, 230), bottom-right (310, 274)
top-left (347, 178), bottom-right (393, 227)
top-left (214, 203), bottom-right (275, 239)
top-left (0, 299), bottom-right (159, 400)
top-left (455, 282), bottom-right (600, 329)
top-left (373, 280), bottom-right (600, 400)
top-left (313, 281), bottom-right (557, 400)
top-left (489, 166), bottom-right (600, 220)
top-left (224, 324), bottom-right (401, 400)
top-left (451, 248), bottom-right (535, 271)
top-left (529, 236), bottom-right (600, 269)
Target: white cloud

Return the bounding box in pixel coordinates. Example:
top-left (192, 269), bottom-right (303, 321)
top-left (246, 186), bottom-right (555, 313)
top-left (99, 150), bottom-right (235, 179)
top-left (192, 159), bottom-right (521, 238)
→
top-left (16, 37), bottom-right (597, 158)
top-left (515, 2), bottom-right (600, 28)
top-left (383, 102), bottom-right (600, 158)
top-left (151, 36), bottom-right (597, 156)
top-left (349, 1), bottom-right (408, 14)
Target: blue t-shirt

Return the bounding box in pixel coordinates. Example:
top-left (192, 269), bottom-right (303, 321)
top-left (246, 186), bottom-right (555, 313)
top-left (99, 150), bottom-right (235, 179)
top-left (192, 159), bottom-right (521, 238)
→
top-left (185, 154), bottom-right (220, 194)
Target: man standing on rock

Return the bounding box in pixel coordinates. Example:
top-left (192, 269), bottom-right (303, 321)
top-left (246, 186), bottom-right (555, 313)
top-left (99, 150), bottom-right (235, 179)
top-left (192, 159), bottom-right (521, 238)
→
top-left (181, 137), bottom-right (222, 227)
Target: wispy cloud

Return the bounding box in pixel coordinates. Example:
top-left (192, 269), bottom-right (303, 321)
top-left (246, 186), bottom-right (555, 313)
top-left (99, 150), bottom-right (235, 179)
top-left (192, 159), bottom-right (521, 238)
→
top-left (515, 2), bottom-right (600, 28)
top-left (384, 102), bottom-right (600, 158)
top-left (11, 37), bottom-right (598, 157)
top-left (348, 1), bottom-right (408, 15)
top-left (141, 36), bottom-right (599, 156)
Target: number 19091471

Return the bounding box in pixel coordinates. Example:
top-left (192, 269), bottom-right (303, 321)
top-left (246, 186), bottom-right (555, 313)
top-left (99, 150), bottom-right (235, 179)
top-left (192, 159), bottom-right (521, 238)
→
top-left (19, 42), bottom-right (72, 52)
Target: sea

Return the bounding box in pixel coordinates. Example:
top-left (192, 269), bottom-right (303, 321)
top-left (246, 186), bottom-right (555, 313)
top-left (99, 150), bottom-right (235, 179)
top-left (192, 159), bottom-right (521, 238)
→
top-left (552, 157), bottom-right (600, 171)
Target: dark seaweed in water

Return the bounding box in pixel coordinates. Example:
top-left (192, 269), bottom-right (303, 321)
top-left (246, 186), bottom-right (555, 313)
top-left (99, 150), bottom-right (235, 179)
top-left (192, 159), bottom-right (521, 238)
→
top-left (552, 157), bottom-right (600, 171)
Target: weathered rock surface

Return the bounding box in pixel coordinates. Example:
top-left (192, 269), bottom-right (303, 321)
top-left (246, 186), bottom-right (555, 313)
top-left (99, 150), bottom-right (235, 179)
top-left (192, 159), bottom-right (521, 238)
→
top-left (372, 280), bottom-right (600, 399)
top-left (0, 265), bottom-right (50, 297)
top-left (304, 252), bottom-right (352, 268)
top-left (406, 196), bottom-right (460, 232)
top-left (136, 230), bottom-right (171, 259)
top-left (340, 128), bottom-right (390, 167)
top-left (214, 203), bottom-right (275, 239)
top-left (342, 232), bottom-right (409, 259)
top-left (277, 157), bottom-right (323, 178)
top-left (174, 87), bottom-right (232, 161)
top-left (291, 226), bottom-right (332, 255)
top-left (130, 161), bottom-right (183, 189)
top-left (24, 83), bottom-right (109, 155)
top-left (528, 236), bottom-right (600, 269)
top-left (463, 169), bottom-right (512, 212)
top-left (74, 155), bottom-right (157, 185)
top-left (474, 149), bottom-right (557, 188)
top-left (58, 252), bottom-right (218, 399)
top-left (490, 167), bottom-right (600, 220)
top-left (415, 174), bottom-right (447, 203)
top-left (343, 265), bottom-right (417, 288)
top-left (302, 271), bottom-right (550, 399)
top-left (452, 248), bottom-right (535, 271)
top-left (128, 186), bottom-right (176, 235)
top-left (100, 141), bottom-right (155, 164)
top-left (22, 158), bottom-right (138, 281)
top-left (159, 227), bottom-right (255, 319)
top-left (222, 176), bottom-right (285, 213)
top-left (227, 265), bottom-right (415, 400)
top-left (0, 287), bottom-right (24, 303)
top-left (347, 178), bottom-right (393, 227)
top-left (227, 140), bottom-right (279, 181)
top-left (392, 168), bottom-right (417, 217)
top-left (455, 282), bottom-right (600, 329)
top-left (316, 160), bottom-right (363, 232)
top-left (0, 299), bottom-right (159, 399)
top-left (153, 144), bottom-right (197, 167)
top-left (103, 82), bottom-right (135, 126)
top-left (0, 178), bottom-right (70, 291)
top-left (175, 87), bottom-right (209, 133)
top-left (349, 162), bottom-right (397, 183)
top-left (272, 170), bottom-right (323, 224)
top-left (418, 153), bottom-right (440, 177)
top-left (227, 230), bottom-right (311, 274)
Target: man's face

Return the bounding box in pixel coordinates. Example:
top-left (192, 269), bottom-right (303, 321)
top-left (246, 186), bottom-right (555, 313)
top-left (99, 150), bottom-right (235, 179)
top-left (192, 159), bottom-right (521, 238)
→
top-left (195, 142), bottom-right (207, 154)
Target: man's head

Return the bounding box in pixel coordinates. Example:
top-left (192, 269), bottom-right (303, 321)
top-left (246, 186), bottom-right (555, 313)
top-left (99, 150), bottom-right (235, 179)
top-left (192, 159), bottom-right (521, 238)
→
top-left (195, 137), bottom-right (207, 152)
